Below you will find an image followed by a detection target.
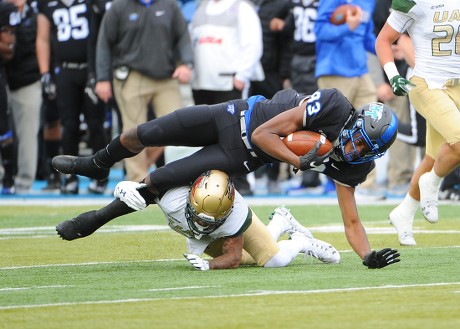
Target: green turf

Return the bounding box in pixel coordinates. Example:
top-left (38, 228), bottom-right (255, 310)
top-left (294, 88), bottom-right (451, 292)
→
top-left (0, 204), bottom-right (459, 329)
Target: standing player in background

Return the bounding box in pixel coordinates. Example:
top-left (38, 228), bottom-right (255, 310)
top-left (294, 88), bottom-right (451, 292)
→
top-left (248, 0), bottom-right (291, 195)
top-left (36, 0), bottom-right (108, 194)
top-left (315, 0), bottom-right (383, 200)
top-left (85, 0), bottom-right (116, 193)
top-left (0, 1), bottom-right (20, 194)
top-left (4, 0), bottom-right (42, 194)
top-left (376, 0), bottom-right (460, 245)
top-left (270, 0), bottom-right (323, 193)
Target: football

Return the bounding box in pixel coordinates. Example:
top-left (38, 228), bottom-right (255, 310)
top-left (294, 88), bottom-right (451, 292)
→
top-left (330, 4), bottom-right (358, 25)
top-left (282, 131), bottom-right (333, 156)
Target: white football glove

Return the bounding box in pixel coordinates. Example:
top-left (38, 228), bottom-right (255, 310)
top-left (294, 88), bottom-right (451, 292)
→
top-left (183, 253), bottom-right (210, 271)
top-left (114, 181), bottom-right (147, 211)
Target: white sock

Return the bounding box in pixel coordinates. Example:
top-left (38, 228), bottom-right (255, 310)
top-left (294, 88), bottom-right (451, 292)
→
top-left (426, 169), bottom-right (443, 187)
top-left (398, 193), bottom-right (419, 216)
top-left (264, 239), bottom-right (304, 268)
top-left (266, 218), bottom-right (286, 242)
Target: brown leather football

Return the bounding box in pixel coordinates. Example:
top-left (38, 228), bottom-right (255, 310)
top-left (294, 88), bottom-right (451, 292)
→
top-left (282, 131), bottom-right (333, 156)
top-left (330, 4), bottom-right (358, 25)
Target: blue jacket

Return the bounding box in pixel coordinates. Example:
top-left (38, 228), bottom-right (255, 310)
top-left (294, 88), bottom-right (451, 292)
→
top-left (314, 0), bottom-right (376, 78)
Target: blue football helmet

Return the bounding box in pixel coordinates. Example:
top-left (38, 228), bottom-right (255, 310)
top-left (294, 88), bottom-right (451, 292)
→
top-left (337, 102), bottom-right (399, 164)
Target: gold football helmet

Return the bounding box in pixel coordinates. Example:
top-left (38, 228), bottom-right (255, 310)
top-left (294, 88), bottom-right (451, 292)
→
top-left (185, 170), bottom-right (235, 235)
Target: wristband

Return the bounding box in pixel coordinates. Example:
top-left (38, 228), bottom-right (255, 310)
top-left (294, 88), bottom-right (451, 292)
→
top-left (383, 62), bottom-right (400, 81)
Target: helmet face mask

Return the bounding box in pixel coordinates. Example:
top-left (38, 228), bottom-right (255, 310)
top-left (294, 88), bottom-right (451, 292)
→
top-left (185, 170), bottom-right (235, 235)
top-left (337, 102), bottom-right (398, 164)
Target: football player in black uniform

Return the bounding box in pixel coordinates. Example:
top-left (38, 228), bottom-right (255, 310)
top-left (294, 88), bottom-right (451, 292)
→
top-left (36, 0), bottom-right (107, 194)
top-left (86, 0), bottom-right (113, 108)
top-left (0, 2), bottom-right (20, 194)
top-left (0, 2), bottom-right (21, 194)
top-left (85, 0), bottom-right (117, 193)
top-left (53, 88), bottom-right (401, 269)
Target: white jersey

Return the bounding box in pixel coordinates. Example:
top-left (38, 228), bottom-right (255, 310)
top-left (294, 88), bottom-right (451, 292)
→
top-left (155, 187), bottom-right (250, 255)
top-left (190, 0), bottom-right (262, 90)
top-left (387, 0), bottom-right (460, 89)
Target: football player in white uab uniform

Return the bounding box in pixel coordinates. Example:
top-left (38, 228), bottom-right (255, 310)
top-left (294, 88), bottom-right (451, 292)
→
top-left (56, 170), bottom-right (341, 270)
top-left (376, 0), bottom-right (460, 246)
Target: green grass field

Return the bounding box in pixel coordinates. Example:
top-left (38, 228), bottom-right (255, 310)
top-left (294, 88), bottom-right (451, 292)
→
top-left (0, 202), bottom-right (459, 329)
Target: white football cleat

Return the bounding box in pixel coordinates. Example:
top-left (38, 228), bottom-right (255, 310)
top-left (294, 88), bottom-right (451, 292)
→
top-left (270, 206), bottom-right (313, 238)
top-left (418, 172), bottom-right (440, 223)
top-left (389, 205), bottom-right (416, 246)
top-left (290, 232), bottom-right (340, 264)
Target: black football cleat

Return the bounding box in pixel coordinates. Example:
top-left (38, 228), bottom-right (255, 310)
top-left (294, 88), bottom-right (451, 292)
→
top-left (56, 210), bottom-right (99, 241)
top-left (52, 155), bottom-right (109, 181)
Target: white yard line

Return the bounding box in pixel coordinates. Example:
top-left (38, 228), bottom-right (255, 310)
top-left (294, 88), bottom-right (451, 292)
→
top-left (0, 282), bottom-right (459, 310)
top-left (2, 195), bottom-right (460, 206)
top-left (0, 258), bottom-right (178, 270)
top-left (146, 286), bottom-right (219, 292)
top-left (1, 245), bottom-right (459, 271)
top-left (0, 225), bottom-right (170, 236)
top-left (0, 196), bottom-right (412, 206)
top-left (0, 285), bottom-right (69, 292)
top-left (1, 225), bottom-right (460, 237)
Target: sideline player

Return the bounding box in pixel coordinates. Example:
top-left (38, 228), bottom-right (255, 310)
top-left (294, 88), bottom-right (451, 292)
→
top-left (36, 0), bottom-right (108, 194)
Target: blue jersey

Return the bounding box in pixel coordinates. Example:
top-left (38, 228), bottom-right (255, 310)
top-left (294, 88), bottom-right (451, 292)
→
top-left (314, 0), bottom-right (376, 78)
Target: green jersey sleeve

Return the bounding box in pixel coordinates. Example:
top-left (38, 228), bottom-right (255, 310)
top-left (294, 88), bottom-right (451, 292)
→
top-left (391, 0), bottom-right (416, 13)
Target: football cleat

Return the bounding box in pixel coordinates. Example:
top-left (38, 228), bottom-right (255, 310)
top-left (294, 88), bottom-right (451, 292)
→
top-left (61, 175), bottom-right (79, 195)
top-left (1, 186), bottom-right (15, 195)
top-left (56, 210), bottom-right (98, 241)
top-left (290, 232), bottom-right (340, 264)
top-left (439, 188), bottom-right (460, 201)
top-left (418, 172), bottom-right (440, 223)
top-left (269, 206), bottom-right (313, 238)
top-left (388, 206), bottom-right (416, 246)
top-left (88, 178), bottom-right (108, 194)
top-left (1, 177), bottom-right (15, 195)
top-left (42, 172), bottom-right (61, 192)
top-left (52, 155), bottom-right (109, 181)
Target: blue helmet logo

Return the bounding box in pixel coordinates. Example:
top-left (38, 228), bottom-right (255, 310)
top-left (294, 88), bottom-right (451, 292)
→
top-left (337, 103), bottom-right (398, 164)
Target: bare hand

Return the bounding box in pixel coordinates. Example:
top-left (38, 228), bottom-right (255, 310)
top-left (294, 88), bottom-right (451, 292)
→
top-left (95, 81), bottom-right (113, 103)
top-left (172, 64), bottom-right (192, 84)
top-left (269, 17), bottom-right (285, 31)
top-left (346, 6), bottom-right (363, 31)
top-left (233, 78), bottom-right (245, 91)
top-left (377, 84), bottom-right (395, 103)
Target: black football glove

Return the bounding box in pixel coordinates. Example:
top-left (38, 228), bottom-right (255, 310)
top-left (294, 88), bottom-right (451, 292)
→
top-left (363, 248), bottom-right (400, 269)
top-left (299, 141), bottom-right (333, 171)
top-left (85, 72), bottom-right (99, 105)
top-left (40, 72), bottom-right (57, 100)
